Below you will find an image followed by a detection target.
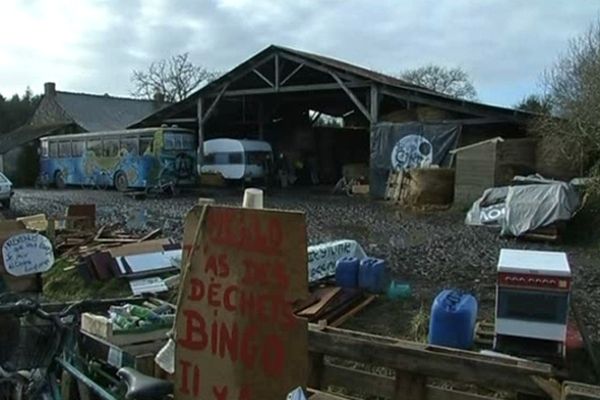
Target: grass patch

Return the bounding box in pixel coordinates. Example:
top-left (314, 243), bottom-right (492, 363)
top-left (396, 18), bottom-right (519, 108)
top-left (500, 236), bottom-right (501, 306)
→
top-left (42, 258), bottom-right (130, 301)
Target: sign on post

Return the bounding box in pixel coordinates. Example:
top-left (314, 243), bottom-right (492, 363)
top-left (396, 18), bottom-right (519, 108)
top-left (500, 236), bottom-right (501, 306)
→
top-left (175, 205), bottom-right (309, 400)
top-left (2, 232), bottom-right (54, 276)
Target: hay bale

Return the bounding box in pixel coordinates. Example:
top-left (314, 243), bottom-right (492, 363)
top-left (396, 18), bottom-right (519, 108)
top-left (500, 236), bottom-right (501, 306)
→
top-left (401, 168), bottom-right (455, 206)
top-left (416, 106), bottom-right (452, 122)
top-left (200, 172), bottom-right (226, 187)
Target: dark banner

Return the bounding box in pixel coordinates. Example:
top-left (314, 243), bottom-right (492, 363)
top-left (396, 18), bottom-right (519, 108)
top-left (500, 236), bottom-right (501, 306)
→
top-left (370, 122), bottom-right (461, 197)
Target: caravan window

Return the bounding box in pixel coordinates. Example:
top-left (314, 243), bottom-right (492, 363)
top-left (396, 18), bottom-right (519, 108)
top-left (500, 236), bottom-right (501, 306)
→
top-left (203, 152), bottom-right (243, 165)
top-left (229, 152), bottom-right (243, 164)
top-left (246, 151), bottom-right (271, 166)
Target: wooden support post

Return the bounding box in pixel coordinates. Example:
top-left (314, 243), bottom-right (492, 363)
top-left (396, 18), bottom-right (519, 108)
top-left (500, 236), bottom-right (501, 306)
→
top-left (394, 370), bottom-right (427, 400)
top-left (258, 100), bottom-right (264, 140)
top-left (46, 217), bottom-right (55, 245)
top-left (330, 71), bottom-right (372, 123)
top-left (197, 97), bottom-right (203, 170)
top-left (370, 85), bottom-right (380, 124)
top-left (253, 68), bottom-right (274, 87)
top-left (201, 83), bottom-right (229, 125)
top-left (281, 63), bottom-right (304, 86)
top-left (308, 352), bottom-right (325, 390)
top-left (275, 54), bottom-right (280, 91)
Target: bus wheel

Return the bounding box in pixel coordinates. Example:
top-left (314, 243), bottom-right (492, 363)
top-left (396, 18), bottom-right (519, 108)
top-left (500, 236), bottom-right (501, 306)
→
top-left (54, 171), bottom-right (66, 189)
top-left (114, 171), bottom-right (129, 192)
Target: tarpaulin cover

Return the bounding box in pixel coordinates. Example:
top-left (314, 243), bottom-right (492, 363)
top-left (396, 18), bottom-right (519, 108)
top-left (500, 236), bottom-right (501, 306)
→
top-left (370, 122), bottom-right (460, 197)
top-left (465, 176), bottom-right (580, 236)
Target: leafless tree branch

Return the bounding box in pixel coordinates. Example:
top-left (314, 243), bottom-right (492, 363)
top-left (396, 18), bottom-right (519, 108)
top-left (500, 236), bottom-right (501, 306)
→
top-left (398, 64), bottom-right (478, 100)
top-left (130, 53), bottom-right (221, 103)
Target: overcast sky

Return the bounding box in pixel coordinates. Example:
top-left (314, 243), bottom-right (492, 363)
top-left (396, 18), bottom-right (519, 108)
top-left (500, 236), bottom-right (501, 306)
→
top-left (0, 0), bottom-right (598, 107)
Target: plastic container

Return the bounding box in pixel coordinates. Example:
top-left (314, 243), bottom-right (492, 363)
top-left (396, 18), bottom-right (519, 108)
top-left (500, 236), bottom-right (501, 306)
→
top-left (387, 281), bottom-right (411, 300)
top-left (428, 289), bottom-right (478, 349)
top-left (335, 257), bottom-right (360, 288)
top-left (358, 257), bottom-right (388, 293)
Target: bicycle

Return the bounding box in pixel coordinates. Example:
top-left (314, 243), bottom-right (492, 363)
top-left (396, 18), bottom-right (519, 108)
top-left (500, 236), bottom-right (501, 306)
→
top-left (0, 297), bottom-right (173, 400)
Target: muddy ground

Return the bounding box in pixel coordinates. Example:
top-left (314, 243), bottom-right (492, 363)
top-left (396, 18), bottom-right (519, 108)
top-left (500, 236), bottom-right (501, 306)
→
top-left (6, 188), bottom-right (600, 346)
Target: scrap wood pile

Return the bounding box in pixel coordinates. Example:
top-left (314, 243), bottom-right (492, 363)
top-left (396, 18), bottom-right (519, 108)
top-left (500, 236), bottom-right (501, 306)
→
top-left (19, 204), bottom-right (181, 297)
top-left (294, 286), bottom-right (375, 327)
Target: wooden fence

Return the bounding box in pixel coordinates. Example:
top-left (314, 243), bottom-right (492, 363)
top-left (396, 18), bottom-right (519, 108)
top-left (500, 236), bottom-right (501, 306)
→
top-left (307, 324), bottom-right (571, 400)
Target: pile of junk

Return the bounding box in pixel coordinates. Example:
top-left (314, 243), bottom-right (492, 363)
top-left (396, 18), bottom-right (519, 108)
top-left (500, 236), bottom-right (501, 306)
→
top-left (465, 174), bottom-right (585, 241)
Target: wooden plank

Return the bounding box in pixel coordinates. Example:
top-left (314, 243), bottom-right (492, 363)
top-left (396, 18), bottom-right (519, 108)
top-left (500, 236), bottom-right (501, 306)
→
top-left (330, 72), bottom-right (372, 122)
top-left (394, 370), bottom-right (426, 400)
top-left (308, 325), bottom-right (553, 396)
top-left (330, 295), bottom-right (376, 327)
top-left (308, 352), bottom-right (325, 389)
top-left (298, 287), bottom-right (341, 317)
top-left (321, 363), bottom-right (499, 400)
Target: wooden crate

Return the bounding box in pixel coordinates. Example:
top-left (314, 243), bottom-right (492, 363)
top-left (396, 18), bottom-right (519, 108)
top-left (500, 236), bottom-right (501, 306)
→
top-left (562, 381), bottom-right (600, 399)
top-left (81, 312), bottom-right (170, 346)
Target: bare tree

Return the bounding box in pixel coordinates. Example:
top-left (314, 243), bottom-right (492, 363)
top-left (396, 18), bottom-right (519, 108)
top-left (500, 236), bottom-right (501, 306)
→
top-left (131, 53), bottom-right (220, 103)
top-left (532, 18), bottom-right (600, 182)
top-left (398, 64), bottom-right (477, 100)
top-left (514, 94), bottom-right (552, 114)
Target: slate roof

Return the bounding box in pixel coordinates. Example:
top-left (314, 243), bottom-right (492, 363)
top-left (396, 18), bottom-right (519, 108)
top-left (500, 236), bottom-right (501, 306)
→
top-left (0, 90), bottom-right (164, 154)
top-left (54, 91), bottom-right (158, 131)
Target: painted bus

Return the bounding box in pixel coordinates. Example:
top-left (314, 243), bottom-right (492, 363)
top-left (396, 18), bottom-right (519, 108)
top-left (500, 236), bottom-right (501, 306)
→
top-left (39, 127), bottom-right (197, 191)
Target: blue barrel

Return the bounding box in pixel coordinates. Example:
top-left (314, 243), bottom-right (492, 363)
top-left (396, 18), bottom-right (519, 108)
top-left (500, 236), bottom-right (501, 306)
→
top-left (335, 257), bottom-right (360, 288)
top-left (358, 257), bottom-right (388, 293)
top-left (428, 290), bottom-right (478, 349)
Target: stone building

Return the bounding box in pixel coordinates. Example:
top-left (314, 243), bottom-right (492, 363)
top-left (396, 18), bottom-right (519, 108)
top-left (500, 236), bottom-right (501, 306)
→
top-left (0, 82), bottom-right (164, 185)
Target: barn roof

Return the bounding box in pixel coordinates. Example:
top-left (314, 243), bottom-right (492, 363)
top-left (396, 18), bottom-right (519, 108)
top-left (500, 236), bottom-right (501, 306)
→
top-left (131, 44), bottom-right (535, 127)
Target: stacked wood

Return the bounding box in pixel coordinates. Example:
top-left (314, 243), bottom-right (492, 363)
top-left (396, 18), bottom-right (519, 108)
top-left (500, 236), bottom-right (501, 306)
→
top-left (295, 286), bottom-right (375, 327)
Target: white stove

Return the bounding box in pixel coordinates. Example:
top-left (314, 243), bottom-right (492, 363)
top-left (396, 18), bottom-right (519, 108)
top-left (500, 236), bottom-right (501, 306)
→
top-left (494, 249), bottom-right (571, 354)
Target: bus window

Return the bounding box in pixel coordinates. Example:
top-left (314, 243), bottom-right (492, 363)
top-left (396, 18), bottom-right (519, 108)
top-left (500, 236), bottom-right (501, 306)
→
top-left (59, 141), bottom-right (71, 158)
top-left (87, 139), bottom-right (102, 155)
top-left (104, 139), bottom-right (119, 157)
top-left (164, 134), bottom-right (177, 150)
top-left (49, 142), bottom-right (58, 158)
top-left (164, 132), bottom-right (196, 150)
top-left (72, 140), bottom-right (85, 157)
top-left (120, 137), bottom-right (139, 155)
top-left (140, 137), bottom-right (153, 154)
top-left (41, 142), bottom-right (49, 158)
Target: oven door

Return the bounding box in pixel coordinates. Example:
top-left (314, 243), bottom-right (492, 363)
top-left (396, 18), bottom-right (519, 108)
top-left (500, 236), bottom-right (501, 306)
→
top-left (496, 287), bottom-right (569, 341)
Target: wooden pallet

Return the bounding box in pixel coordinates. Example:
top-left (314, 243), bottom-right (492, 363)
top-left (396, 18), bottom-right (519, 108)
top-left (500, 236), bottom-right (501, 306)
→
top-left (384, 170), bottom-right (405, 202)
top-left (475, 321), bottom-right (495, 347)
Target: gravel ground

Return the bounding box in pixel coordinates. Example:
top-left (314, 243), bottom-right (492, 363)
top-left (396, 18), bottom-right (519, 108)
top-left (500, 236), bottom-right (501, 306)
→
top-left (7, 188), bottom-right (600, 344)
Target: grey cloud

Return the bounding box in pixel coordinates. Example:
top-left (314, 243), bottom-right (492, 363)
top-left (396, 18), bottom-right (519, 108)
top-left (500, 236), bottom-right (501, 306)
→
top-left (2, 0), bottom-right (599, 106)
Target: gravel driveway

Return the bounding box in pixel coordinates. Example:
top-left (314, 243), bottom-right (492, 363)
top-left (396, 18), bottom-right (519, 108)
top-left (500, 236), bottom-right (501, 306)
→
top-left (8, 188), bottom-right (600, 343)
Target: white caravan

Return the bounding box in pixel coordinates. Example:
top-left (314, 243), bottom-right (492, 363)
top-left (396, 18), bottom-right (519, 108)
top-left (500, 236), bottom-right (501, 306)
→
top-left (201, 139), bottom-right (273, 181)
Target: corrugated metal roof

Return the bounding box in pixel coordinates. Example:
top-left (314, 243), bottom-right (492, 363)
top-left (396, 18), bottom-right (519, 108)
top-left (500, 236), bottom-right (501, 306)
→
top-left (55, 92), bottom-right (160, 132)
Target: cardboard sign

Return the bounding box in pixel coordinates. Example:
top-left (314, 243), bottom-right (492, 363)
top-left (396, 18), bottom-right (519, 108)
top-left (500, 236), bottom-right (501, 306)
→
top-left (2, 233), bottom-right (54, 276)
top-left (175, 205), bottom-right (309, 400)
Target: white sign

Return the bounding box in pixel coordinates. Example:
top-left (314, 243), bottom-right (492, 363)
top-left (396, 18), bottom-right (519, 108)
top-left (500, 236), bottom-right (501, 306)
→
top-left (2, 233), bottom-right (54, 276)
top-left (307, 239), bottom-right (367, 282)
